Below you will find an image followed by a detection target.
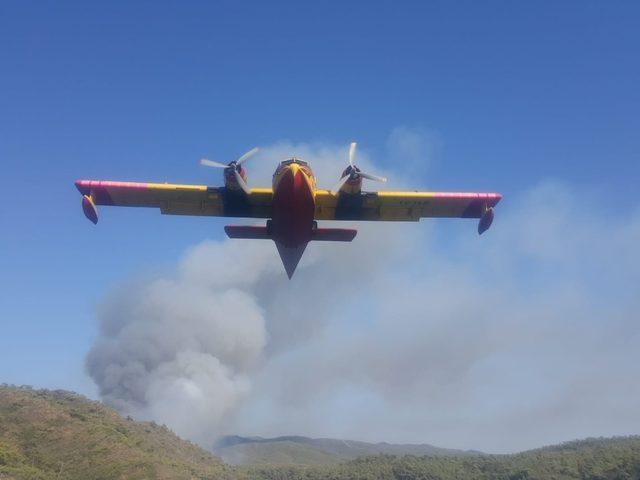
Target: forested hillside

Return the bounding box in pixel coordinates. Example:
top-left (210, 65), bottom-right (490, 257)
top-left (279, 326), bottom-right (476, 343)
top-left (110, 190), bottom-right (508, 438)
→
top-left (0, 386), bottom-right (233, 480)
top-left (1, 386), bottom-right (639, 480)
top-left (244, 437), bottom-right (640, 480)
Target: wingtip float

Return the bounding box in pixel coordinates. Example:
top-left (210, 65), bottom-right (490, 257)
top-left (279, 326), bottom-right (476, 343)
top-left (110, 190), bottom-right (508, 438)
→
top-left (75, 144), bottom-right (502, 278)
top-left (478, 206), bottom-right (495, 235)
top-left (81, 194), bottom-right (99, 225)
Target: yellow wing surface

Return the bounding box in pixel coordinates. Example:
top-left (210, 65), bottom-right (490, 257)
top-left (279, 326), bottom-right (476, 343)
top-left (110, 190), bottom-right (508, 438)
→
top-left (314, 190), bottom-right (502, 221)
top-left (76, 180), bottom-right (501, 223)
top-left (75, 180), bottom-right (273, 220)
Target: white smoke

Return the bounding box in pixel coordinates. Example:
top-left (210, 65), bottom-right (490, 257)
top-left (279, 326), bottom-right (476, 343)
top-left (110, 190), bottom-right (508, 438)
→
top-left (86, 132), bottom-right (640, 452)
top-left (86, 241), bottom-right (275, 444)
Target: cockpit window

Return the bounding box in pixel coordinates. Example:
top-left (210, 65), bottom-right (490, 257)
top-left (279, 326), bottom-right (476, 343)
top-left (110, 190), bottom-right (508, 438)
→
top-left (280, 157), bottom-right (308, 166)
top-left (274, 158), bottom-right (312, 178)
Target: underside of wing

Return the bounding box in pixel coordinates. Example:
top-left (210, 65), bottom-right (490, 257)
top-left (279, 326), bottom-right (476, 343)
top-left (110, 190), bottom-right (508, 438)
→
top-left (315, 190), bottom-right (502, 221)
top-left (75, 180), bottom-right (273, 222)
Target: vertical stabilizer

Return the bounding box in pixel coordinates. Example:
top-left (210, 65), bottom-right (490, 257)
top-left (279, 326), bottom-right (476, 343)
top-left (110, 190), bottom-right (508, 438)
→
top-left (275, 241), bottom-right (307, 279)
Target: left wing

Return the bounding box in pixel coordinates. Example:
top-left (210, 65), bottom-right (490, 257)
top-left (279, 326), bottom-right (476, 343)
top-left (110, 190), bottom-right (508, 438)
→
top-left (75, 180), bottom-right (273, 222)
top-left (314, 190), bottom-right (502, 221)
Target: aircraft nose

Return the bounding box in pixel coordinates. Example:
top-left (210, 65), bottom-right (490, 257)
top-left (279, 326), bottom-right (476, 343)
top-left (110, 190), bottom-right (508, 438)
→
top-left (287, 163), bottom-right (300, 178)
top-left (277, 163), bottom-right (301, 188)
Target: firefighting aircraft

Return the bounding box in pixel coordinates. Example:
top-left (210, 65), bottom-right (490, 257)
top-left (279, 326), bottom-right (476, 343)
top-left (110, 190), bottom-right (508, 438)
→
top-left (75, 143), bottom-right (502, 278)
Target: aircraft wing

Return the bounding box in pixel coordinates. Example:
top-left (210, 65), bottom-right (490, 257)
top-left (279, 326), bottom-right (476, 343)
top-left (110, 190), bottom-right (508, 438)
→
top-left (75, 180), bottom-right (273, 222)
top-left (314, 190), bottom-right (502, 221)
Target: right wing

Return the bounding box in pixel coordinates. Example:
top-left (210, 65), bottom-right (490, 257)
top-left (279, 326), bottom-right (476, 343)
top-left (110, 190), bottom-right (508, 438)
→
top-left (314, 190), bottom-right (502, 221)
top-left (75, 180), bottom-right (273, 222)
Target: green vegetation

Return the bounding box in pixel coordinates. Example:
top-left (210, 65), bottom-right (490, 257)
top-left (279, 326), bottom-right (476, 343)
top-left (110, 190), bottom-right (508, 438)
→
top-left (243, 437), bottom-right (640, 480)
top-left (1, 385), bottom-right (640, 480)
top-left (0, 385), bottom-right (234, 480)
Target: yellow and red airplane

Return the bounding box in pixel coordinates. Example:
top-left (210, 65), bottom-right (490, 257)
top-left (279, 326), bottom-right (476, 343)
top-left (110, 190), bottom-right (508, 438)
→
top-left (75, 143), bottom-right (502, 278)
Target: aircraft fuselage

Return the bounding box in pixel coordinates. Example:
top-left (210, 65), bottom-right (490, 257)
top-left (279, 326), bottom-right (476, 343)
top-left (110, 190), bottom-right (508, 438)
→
top-left (270, 160), bottom-right (317, 277)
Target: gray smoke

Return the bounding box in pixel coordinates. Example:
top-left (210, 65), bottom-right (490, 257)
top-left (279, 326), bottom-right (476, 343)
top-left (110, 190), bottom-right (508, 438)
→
top-left (86, 134), bottom-right (640, 452)
top-left (86, 241), bottom-right (274, 444)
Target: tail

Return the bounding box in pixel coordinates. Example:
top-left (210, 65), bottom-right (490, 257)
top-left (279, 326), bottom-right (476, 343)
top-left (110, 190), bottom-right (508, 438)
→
top-left (224, 225), bottom-right (357, 278)
top-left (224, 226), bottom-right (357, 242)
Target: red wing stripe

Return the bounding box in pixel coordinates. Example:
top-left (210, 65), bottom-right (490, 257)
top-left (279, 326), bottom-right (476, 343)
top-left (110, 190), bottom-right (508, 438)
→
top-left (75, 180), bottom-right (150, 195)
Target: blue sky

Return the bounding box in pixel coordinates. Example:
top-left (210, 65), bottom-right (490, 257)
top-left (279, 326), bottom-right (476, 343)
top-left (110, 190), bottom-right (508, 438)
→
top-left (1, 1), bottom-right (640, 450)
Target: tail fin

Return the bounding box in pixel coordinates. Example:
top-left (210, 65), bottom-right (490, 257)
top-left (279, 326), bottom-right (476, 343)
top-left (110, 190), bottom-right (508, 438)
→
top-left (224, 225), bottom-right (357, 279)
top-left (275, 242), bottom-right (307, 279)
top-left (224, 225), bottom-right (271, 239)
top-left (312, 228), bottom-right (357, 242)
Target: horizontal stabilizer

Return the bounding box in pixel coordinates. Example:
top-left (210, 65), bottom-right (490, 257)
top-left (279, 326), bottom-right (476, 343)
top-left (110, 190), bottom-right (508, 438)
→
top-left (224, 225), bottom-right (271, 239)
top-left (312, 228), bottom-right (357, 242)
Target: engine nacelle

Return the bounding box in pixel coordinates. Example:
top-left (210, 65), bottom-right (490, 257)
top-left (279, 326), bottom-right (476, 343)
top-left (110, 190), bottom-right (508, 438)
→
top-left (224, 165), bottom-right (248, 191)
top-left (338, 167), bottom-right (363, 195)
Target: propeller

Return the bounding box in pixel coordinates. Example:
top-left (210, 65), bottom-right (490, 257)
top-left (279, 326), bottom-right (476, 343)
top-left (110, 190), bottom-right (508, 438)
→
top-left (330, 142), bottom-right (387, 195)
top-left (200, 147), bottom-right (259, 194)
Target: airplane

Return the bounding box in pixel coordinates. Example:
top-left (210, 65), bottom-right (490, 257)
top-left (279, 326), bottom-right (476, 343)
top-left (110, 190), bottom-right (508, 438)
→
top-left (75, 143), bottom-right (502, 278)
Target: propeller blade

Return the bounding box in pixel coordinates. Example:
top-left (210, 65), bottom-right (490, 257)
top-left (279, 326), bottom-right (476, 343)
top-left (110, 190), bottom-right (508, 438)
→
top-left (236, 147), bottom-right (259, 165)
top-left (348, 142), bottom-right (357, 167)
top-left (200, 158), bottom-right (228, 168)
top-left (359, 171), bottom-right (387, 183)
top-left (330, 174), bottom-right (351, 196)
top-left (234, 168), bottom-right (251, 194)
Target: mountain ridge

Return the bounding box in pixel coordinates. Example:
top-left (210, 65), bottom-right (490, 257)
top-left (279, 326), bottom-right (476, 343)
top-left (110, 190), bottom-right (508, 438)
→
top-left (214, 434), bottom-right (482, 465)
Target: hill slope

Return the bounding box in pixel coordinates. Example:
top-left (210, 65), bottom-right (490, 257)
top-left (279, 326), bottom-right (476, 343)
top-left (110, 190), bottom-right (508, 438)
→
top-left (215, 435), bottom-right (477, 466)
top-left (2, 385), bottom-right (640, 479)
top-left (244, 436), bottom-right (640, 479)
top-left (0, 385), bottom-right (233, 480)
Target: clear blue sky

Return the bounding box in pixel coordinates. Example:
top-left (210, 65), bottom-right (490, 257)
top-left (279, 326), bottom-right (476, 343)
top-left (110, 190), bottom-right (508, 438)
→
top-left (1, 1), bottom-right (639, 420)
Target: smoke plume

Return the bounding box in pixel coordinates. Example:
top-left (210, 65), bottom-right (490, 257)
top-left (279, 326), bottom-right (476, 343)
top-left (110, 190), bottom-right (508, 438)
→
top-left (86, 241), bottom-right (274, 444)
top-left (87, 134), bottom-right (640, 452)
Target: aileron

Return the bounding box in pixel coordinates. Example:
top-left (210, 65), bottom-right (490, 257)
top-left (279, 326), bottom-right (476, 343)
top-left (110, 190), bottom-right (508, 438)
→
top-left (315, 190), bottom-right (502, 221)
